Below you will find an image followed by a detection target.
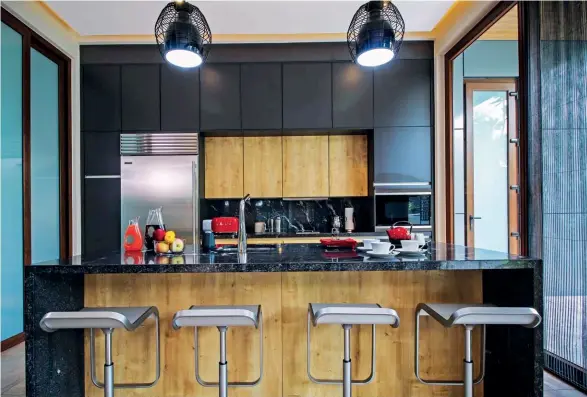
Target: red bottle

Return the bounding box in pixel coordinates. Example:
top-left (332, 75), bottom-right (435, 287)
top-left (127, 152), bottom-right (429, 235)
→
top-left (124, 218), bottom-right (143, 251)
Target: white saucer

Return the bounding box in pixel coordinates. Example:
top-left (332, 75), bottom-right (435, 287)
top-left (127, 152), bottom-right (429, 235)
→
top-left (395, 248), bottom-right (426, 256)
top-left (365, 250), bottom-right (399, 258)
top-left (357, 246), bottom-right (371, 252)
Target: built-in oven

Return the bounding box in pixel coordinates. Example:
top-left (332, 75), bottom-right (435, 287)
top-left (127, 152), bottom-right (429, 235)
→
top-left (373, 183), bottom-right (432, 232)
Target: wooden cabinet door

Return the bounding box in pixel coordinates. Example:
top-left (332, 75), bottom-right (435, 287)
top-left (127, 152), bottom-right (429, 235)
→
top-left (200, 64), bottom-right (241, 130)
top-left (82, 65), bottom-right (121, 132)
top-left (161, 64), bottom-right (199, 131)
top-left (328, 135), bottom-right (368, 197)
top-left (244, 136), bottom-right (283, 198)
top-left (83, 131), bottom-right (120, 176)
top-left (121, 65), bottom-right (160, 131)
top-left (241, 63), bottom-right (282, 130)
top-left (332, 63), bottom-right (374, 129)
top-left (282, 135), bottom-right (329, 197)
top-left (282, 63), bottom-right (332, 129)
top-left (204, 137), bottom-right (244, 198)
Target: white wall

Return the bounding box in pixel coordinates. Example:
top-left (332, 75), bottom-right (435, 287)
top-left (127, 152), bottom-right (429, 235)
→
top-left (2, 1), bottom-right (82, 255)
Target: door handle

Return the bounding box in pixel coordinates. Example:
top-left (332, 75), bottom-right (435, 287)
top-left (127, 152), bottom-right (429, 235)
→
top-left (469, 215), bottom-right (482, 229)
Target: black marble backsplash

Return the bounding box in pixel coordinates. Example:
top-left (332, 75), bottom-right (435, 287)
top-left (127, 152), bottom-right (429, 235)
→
top-left (201, 198), bottom-right (373, 233)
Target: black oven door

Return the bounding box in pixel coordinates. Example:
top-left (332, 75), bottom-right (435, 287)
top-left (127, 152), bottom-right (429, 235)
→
top-left (375, 194), bottom-right (431, 228)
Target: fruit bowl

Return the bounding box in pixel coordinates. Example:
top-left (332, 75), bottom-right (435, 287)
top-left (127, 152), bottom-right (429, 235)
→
top-left (154, 238), bottom-right (185, 255)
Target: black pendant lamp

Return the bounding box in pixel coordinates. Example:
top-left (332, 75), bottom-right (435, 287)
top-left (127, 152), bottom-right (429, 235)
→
top-left (347, 1), bottom-right (405, 67)
top-left (155, 1), bottom-right (212, 68)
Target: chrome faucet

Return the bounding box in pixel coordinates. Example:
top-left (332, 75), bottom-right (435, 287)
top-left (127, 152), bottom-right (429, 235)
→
top-left (238, 194), bottom-right (251, 254)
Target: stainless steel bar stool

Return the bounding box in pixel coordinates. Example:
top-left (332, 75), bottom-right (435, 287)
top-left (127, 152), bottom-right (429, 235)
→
top-left (172, 305), bottom-right (263, 397)
top-left (415, 303), bottom-right (541, 397)
top-left (40, 306), bottom-right (160, 397)
top-left (307, 303), bottom-right (400, 397)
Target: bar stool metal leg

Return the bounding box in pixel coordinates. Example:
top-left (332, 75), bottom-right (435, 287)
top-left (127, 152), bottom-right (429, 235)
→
top-left (464, 325), bottom-right (474, 397)
top-left (342, 325), bottom-right (352, 397)
top-left (219, 326), bottom-right (228, 397)
top-left (104, 329), bottom-right (114, 397)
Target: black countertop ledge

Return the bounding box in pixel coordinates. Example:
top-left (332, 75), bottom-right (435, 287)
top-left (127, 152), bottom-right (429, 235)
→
top-left (26, 243), bottom-right (539, 275)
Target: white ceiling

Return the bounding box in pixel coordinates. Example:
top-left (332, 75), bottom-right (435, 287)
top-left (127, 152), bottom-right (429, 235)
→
top-left (46, 1), bottom-right (455, 37)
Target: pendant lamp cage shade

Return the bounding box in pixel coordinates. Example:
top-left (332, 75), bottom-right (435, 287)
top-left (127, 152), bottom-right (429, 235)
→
top-left (347, 1), bottom-right (405, 66)
top-left (155, 1), bottom-right (212, 67)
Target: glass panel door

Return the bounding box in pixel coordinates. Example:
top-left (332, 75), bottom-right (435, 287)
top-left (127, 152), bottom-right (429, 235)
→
top-left (465, 80), bottom-right (519, 253)
top-left (30, 48), bottom-right (60, 263)
top-left (1, 22), bottom-right (24, 339)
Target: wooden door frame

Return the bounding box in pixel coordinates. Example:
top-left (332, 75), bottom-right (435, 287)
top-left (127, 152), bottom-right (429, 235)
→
top-left (464, 79), bottom-right (519, 253)
top-left (444, 0), bottom-right (529, 255)
top-left (1, 8), bottom-right (72, 263)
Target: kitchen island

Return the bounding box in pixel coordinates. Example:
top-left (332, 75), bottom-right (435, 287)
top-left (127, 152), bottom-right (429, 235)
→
top-left (25, 244), bottom-right (542, 397)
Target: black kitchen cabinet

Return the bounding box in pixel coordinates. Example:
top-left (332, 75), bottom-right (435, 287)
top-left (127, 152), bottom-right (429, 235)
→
top-left (200, 64), bottom-right (241, 130)
top-left (374, 127), bottom-right (432, 183)
top-left (82, 65), bottom-right (121, 132)
top-left (121, 65), bottom-right (160, 131)
top-left (84, 131), bottom-right (120, 176)
top-left (332, 62), bottom-right (373, 129)
top-left (240, 63), bottom-right (282, 130)
top-left (83, 178), bottom-right (121, 256)
top-left (283, 63), bottom-right (332, 129)
top-left (161, 64), bottom-right (200, 131)
top-left (374, 60), bottom-right (432, 127)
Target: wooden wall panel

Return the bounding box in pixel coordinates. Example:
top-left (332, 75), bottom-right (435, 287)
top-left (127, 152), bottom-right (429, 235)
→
top-left (328, 135), bottom-right (368, 197)
top-left (84, 271), bottom-right (483, 397)
top-left (243, 136), bottom-right (283, 198)
top-left (282, 271), bottom-right (484, 397)
top-left (282, 135), bottom-right (329, 197)
top-left (204, 137), bottom-right (244, 199)
top-left (84, 273), bottom-right (282, 397)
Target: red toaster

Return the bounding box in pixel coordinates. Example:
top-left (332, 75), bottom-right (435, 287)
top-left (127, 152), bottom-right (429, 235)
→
top-left (211, 217), bottom-right (239, 234)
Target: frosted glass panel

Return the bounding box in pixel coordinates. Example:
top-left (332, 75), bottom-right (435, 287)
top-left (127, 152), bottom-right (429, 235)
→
top-left (472, 90), bottom-right (508, 252)
top-left (31, 48), bottom-right (60, 263)
top-left (1, 22), bottom-right (24, 339)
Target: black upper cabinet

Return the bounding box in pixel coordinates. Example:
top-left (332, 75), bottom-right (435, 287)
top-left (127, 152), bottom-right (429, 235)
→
top-left (332, 62), bottom-right (373, 129)
top-left (161, 64), bottom-right (200, 131)
top-left (82, 65), bottom-right (121, 132)
top-left (84, 131), bottom-right (120, 176)
top-left (240, 63), bottom-right (282, 130)
top-left (374, 60), bottom-right (432, 127)
top-left (83, 178), bottom-right (121, 256)
top-left (374, 126), bottom-right (432, 183)
top-left (200, 64), bottom-right (241, 130)
top-left (283, 63), bottom-right (332, 129)
top-left (121, 65), bottom-right (160, 131)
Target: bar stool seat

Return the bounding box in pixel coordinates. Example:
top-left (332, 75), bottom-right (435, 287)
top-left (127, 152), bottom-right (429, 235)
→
top-left (40, 306), bottom-right (160, 397)
top-left (40, 306), bottom-right (157, 332)
top-left (310, 303), bottom-right (400, 326)
top-left (173, 305), bottom-right (261, 328)
top-left (415, 302), bottom-right (541, 397)
top-left (173, 305), bottom-right (263, 397)
top-left (416, 303), bottom-right (541, 327)
top-left (307, 303), bottom-right (400, 397)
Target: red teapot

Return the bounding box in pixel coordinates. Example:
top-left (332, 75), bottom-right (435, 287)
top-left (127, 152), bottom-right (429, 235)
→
top-left (386, 221), bottom-right (413, 245)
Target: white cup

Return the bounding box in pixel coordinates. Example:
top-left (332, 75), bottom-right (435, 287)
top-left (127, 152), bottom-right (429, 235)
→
top-left (371, 241), bottom-right (395, 254)
top-left (254, 222), bottom-right (266, 233)
top-left (401, 240), bottom-right (421, 252)
top-left (362, 239), bottom-right (380, 249)
top-left (413, 233), bottom-right (426, 246)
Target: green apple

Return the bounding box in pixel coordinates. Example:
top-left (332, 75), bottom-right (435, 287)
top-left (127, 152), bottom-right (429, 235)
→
top-left (171, 238), bottom-right (184, 253)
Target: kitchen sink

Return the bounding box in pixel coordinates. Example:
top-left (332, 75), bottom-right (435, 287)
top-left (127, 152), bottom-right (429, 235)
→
top-left (216, 244), bottom-right (281, 253)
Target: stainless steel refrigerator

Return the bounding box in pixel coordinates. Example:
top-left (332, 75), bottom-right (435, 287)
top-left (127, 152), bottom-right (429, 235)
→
top-left (120, 133), bottom-right (199, 252)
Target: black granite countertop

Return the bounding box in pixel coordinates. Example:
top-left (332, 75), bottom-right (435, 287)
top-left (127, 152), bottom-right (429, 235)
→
top-left (26, 243), bottom-right (539, 275)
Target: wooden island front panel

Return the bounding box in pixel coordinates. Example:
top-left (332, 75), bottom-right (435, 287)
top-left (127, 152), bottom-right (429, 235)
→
top-left (84, 271), bottom-right (484, 397)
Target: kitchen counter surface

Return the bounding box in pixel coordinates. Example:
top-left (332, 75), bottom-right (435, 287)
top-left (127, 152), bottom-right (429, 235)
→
top-left (26, 243), bottom-right (539, 274)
